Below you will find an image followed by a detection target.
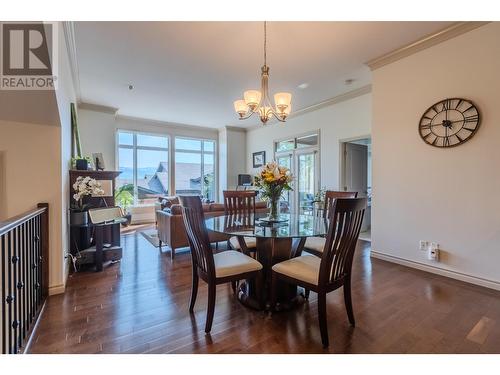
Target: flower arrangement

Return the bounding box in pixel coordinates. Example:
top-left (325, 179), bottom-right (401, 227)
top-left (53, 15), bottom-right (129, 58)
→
top-left (254, 161), bottom-right (293, 219)
top-left (72, 176), bottom-right (105, 212)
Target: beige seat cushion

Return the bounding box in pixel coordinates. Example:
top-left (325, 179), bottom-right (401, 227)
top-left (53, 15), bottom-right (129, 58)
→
top-left (272, 255), bottom-right (321, 286)
top-left (229, 236), bottom-right (257, 250)
top-left (304, 236), bottom-right (326, 254)
top-left (214, 250), bottom-right (262, 278)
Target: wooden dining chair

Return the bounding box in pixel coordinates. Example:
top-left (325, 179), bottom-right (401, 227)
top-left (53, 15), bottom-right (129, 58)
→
top-left (223, 190), bottom-right (257, 254)
top-left (270, 197), bottom-right (367, 347)
top-left (304, 191), bottom-right (358, 257)
top-left (180, 195), bottom-right (263, 333)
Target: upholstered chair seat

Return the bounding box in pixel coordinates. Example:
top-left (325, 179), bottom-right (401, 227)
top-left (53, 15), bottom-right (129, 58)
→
top-left (229, 236), bottom-right (257, 251)
top-left (272, 254), bottom-right (320, 286)
top-left (214, 250), bottom-right (262, 278)
top-left (303, 237), bottom-right (326, 255)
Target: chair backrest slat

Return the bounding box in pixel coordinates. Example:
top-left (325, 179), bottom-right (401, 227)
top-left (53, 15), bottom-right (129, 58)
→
top-left (180, 196), bottom-right (215, 277)
top-left (319, 197), bottom-right (366, 286)
top-left (223, 190), bottom-right (256, 217)
top-left (323, 191), bottom-right (358, 219)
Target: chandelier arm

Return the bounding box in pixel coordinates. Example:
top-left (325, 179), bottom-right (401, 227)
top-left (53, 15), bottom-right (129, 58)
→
top-left (239, 109), bottom-right (256, 120)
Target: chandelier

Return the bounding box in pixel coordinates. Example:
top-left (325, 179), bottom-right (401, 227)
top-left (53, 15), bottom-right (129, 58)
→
top-left (233, 22), bottom-right (292, 125)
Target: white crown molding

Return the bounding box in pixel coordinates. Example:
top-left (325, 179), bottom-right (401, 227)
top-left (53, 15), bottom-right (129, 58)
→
top-left (116, 114), bottom-right (219, 134)
top-left (245, 84), bottom-right (372, 132)
top-left (224, 125), bottom-right (246, 133)
top-left (78, 102), bottom-right (119, 115)
top-left (366, 22), bottom-right (490, 71)
top-left (62, 21), bottom-right (82, 102)
top-left (371, 250), bottom-right (500, 292)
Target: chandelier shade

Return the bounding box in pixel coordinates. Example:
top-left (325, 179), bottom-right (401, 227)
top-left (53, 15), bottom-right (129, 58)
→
top-left (233, 21), bottom-right (292, 125)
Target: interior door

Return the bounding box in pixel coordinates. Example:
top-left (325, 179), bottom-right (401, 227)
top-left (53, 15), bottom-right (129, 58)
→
top-left (344, 143), bottom-right (368, 198)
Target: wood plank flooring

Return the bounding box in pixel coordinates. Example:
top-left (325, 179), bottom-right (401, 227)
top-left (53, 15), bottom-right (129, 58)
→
top-left (28, 226), bottom-right (500, 353)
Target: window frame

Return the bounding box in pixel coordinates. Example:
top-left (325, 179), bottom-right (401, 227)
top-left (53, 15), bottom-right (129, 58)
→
top-left (116, 130), bottom-right (170, 206)
top-left (115, 129), bottom-right (218, 206)
top-left (174, 136), bottom-right (217, 200)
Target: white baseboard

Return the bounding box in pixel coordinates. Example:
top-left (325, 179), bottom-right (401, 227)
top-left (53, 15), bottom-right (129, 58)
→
top-left (48, 283), bottom-right (65, 295)
top-left (370, 250), bottom-right (500, 292)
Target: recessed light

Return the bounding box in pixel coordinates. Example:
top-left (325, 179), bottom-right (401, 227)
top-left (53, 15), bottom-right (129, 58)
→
top-left (298, 83), bottom-right (309, 89)
top-left (128, 84), bottom-right (134, 90)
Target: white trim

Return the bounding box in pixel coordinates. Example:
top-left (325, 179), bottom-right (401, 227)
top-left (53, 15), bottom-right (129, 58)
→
top-left (366, 22), bottom-right (489, 71)
top-left (371, 250), bottom-right (500, 292)
top-left (117, 114), bottom-right (219, 136)
top-left (48, 283), bottom-right (66, 295)
top-left (62, 21), bottom-right (81, 102)
top-left (79, 102), bottom-right (119, 115)
top-left (245, 85), bottom-right (372, 132)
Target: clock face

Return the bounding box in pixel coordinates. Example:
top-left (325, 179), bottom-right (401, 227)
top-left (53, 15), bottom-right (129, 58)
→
top-left (419, 98), bottom-right (480, 148)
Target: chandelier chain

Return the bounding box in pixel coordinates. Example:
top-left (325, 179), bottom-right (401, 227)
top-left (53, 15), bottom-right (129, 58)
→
top-left (264, 21), bottom-right (267, 66)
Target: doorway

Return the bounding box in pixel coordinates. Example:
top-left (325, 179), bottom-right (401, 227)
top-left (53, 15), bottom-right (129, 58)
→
top-left (275, 132), bottom-right (320, 215)
top-left (340, 136), bottom-right (371, 241)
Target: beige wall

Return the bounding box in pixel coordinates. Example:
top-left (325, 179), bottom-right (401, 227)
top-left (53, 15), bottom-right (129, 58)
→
top-left (372, 23), bottom-right (500, 289)
top-left (0, 120), bottom-right (64, 291)
top-left (246, 93), bottom-right (372, 189)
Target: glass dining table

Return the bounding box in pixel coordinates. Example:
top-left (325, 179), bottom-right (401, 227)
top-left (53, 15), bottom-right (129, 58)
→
top-left (206, 213), bottom-right (328, 311)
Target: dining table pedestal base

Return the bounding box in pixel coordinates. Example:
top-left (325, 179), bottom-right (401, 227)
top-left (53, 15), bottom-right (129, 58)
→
top-left (236, 236), bottom-right (307, 311)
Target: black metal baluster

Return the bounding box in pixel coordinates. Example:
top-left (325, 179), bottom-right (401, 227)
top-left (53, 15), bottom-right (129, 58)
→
top-left (1, 234), bottom-right (6, 354)
top-left (16, 225), bottom-right (23, 350)
top-left (28, 219), bottom-right (34, 324)
top-left (37, 216), bottom-right (42, 309)
top-left (34, 217), bottom-right (39, 311)
top-left (12, 227), bottom-right (18, 353)
top-left (22, 222), bottom-right (27, 341)
top-left (7, 231), bottom-right (13, 353)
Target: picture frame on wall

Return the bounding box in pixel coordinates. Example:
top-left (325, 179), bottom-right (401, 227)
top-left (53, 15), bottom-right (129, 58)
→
top-left (253, 151), bottom-right (266, 168)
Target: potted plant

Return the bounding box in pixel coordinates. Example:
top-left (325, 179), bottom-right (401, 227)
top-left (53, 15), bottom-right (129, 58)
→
top-left (71, 176), bottom-right (105, 225)
top-left (254, 161), bottom-right (293, 221)
top-left (115, 184), bottom-right (134, 226)
top-left (71, 156), bottom-right (93, 171)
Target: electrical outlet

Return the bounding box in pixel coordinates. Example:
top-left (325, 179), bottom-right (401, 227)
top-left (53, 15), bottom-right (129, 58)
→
top-left (428, 243), bottom-right (439, 261)
top-left (419, 240), bottom-right (428, 251)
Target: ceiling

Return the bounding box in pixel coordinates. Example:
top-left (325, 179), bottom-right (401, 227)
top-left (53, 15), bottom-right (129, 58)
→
top-left (74, 21), bottom-right (453, 128)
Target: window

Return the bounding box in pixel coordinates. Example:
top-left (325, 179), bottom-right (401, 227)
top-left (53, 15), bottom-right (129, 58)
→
top-left (275, 133), bottom-right (319, 152)
top-left (175, 138), bottom-right (216, 201)
top-left (117, 131), bottom-right (169, 206)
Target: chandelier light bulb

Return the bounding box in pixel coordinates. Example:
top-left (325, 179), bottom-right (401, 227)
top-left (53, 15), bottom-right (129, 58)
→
top-left (244, 90), bottom-right (262, 110)
top-left (234, 100), bottom-right (248, 117)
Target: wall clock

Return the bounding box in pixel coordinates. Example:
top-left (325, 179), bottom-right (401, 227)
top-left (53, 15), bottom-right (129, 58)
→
top-left (418, 98), bottom-right (480, 148)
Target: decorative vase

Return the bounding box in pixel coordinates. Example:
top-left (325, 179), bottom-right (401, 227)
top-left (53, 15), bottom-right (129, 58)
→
top-left (268, 196), bottom-right (280, 221)
top-left (75, 159), bottom-right (88, 170)
top-left (70, 210), bottom-right (88, 226)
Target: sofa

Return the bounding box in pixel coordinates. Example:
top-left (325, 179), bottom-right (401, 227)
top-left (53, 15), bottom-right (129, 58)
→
top-left (156, 196), bottom-right (268, 260)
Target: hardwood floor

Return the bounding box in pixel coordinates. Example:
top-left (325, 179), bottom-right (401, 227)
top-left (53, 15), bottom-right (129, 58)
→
top-left (28, 227), bottom-right (500, 353)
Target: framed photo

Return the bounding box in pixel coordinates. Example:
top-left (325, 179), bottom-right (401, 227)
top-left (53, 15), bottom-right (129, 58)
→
top-left (92, 153), bottom-right (105, 171)
top-left (252, 151), bottom-right (266, 168)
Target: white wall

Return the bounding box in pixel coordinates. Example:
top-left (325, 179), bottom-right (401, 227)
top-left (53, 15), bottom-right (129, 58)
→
top-left (246, 93), bottom-right (372, 189)
top-left (218, 126), bottom-right (247, 200)
top-left (55, 21), bottom-right (77, 291)
top-left (372, 23), bottom-right (500, 289)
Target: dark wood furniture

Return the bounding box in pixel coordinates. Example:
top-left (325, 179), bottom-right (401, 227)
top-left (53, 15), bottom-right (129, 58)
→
top-left (304, 190), bottom-right (358, 257)
top-left (271, 197), bottom-right (367, 347)
top-left (69, 170), bottom-right (121, 257)
top-left (223, 190), bottom-right (257, 253)
top-left (179, 196), bottom-right (263, 333)
top-left (206, 213), bottom-right (328, 311)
